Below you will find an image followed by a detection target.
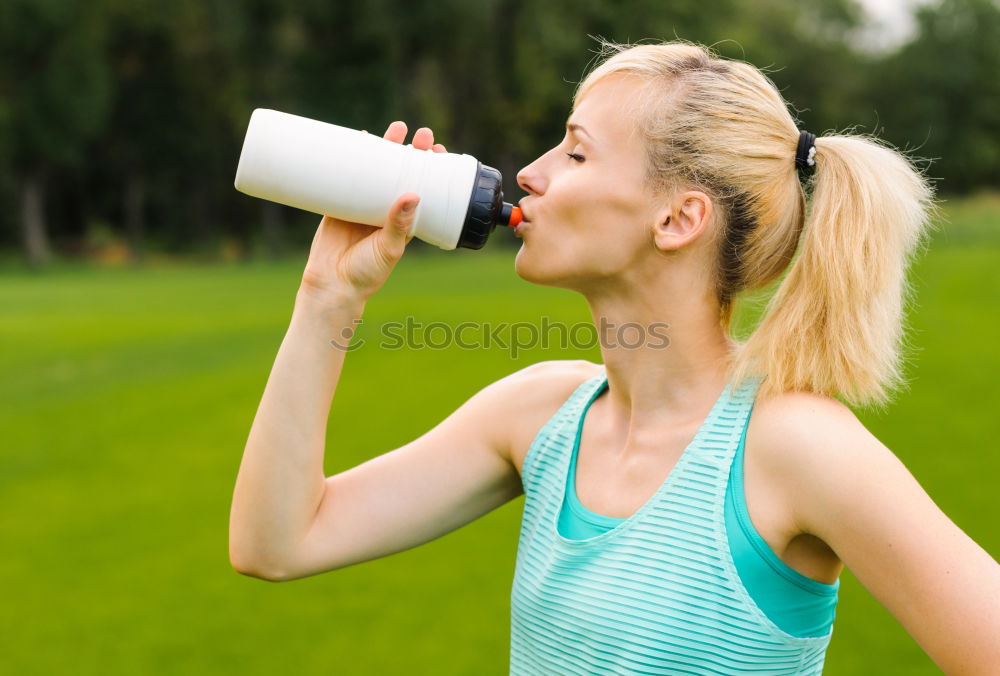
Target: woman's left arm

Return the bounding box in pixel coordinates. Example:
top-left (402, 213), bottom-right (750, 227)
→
top-left (775, 395), bottom-right (1000, 676)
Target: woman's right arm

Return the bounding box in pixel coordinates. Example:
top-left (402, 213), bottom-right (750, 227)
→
top-left (228, 121), bottom-right (534, 581)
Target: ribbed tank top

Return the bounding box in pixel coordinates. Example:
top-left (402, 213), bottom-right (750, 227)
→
top-left (510, 369), bottom-right (838, 674)
top-left (559, 374), bottom-right (839, 638)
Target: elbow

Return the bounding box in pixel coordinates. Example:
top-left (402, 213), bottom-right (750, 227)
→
top-left (229, 551), bottom-right (287, 582)
top-left (231, 561), bottom-right (286, 582)
top-left (229, 526), bottom-right (288, 581)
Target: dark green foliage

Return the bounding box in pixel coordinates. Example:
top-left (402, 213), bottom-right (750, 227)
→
top-left (0, 0), bottom-right (997, 264)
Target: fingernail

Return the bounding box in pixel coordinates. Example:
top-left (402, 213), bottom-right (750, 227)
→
top-left (402, 200), bottom-right (418, 213)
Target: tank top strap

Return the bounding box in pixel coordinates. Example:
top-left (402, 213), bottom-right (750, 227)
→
top-left (672, 373), bottom-right (764, 495)
top-left (660, 372), bottom-right (765, 569)
top-left (520, 369), bottom-right (606, 496)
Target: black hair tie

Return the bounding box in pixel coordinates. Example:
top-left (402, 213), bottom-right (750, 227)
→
top-left (795, 130), bottom-right (817, 178)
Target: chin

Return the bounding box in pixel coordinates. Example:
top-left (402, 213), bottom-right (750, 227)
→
top-left (513, 248), bottom-right (575, 289)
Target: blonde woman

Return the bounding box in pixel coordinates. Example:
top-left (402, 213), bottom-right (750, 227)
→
top-left (230, 40), bottom-right (1000, 674)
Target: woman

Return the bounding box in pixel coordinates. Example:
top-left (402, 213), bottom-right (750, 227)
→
top-left (229, 40), bottom-right (1000, 674)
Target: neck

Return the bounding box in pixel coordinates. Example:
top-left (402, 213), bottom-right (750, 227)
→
top-left (584, 281), bottom-right (735, 450)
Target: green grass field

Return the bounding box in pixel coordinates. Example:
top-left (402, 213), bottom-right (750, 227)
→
top-left (2, 193), bottom-right (997, 674)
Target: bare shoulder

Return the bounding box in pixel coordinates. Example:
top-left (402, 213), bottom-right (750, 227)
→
top-left (487, 359), bottom-right (604, 476)
top-left (747, 388), bottom-right (887, 538)
top-left (750, 389), bottom-right (858, 442)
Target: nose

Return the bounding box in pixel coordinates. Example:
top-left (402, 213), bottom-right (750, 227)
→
top-left (516, 159), bottom-right (544, 196)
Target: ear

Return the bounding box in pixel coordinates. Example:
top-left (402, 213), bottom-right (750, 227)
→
top-left (651, 191), bottom-right (713, 252)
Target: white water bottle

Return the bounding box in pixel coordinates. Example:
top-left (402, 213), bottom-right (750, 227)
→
top-left (233, 108), bottom-right (522, 250)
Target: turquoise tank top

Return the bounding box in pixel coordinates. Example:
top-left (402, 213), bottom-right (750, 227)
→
top-left (510, 369), bottom-right (840, 674)
top-left (559, 373), bottom-right (840, 637)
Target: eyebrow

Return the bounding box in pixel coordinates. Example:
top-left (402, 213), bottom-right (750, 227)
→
top-left (566, 123), bottom-right (595, 143)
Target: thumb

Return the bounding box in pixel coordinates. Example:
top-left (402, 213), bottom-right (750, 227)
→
top-left (397, 195), bottom-right (419, 235)
top-left (378, 194), bottom-right (419, 259)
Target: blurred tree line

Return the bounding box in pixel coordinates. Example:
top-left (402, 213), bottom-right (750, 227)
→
top-left (0, 0), bottom-right (996, 267)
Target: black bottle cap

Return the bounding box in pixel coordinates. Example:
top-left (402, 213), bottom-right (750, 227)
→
top-left (457, 162), bottom-right (506, 250)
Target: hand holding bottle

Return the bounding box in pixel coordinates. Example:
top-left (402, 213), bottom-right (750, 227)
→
top-left (298, 122), bottom-right (448, 306)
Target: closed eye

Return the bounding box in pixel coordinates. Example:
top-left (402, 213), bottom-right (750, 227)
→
top-left (566, 152), bottom-right (585, 163)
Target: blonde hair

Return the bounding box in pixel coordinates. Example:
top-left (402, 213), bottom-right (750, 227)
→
top-left (575, 39), bottom-right (940, 411)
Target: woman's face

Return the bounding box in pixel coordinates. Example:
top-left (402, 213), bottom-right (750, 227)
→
top-left (514, 74), bottom-right (666, 292)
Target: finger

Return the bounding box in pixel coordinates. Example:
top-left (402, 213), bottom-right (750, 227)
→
top-left (384, 121), bottom-right (407, 144)
top-left (412, 127), bottom-right (434, 150)
top-left (432, 143), bottom-right (447, 153)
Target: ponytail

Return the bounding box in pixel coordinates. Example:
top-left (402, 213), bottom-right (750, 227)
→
top-left (726, 134), bottom-right (939, 410)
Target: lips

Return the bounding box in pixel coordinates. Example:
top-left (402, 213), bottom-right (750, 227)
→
top-left (514, 202), bottom-right (532, 236)
top-left (517, 201), bottom-right (532, 223)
